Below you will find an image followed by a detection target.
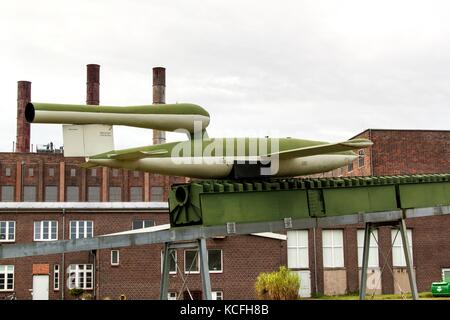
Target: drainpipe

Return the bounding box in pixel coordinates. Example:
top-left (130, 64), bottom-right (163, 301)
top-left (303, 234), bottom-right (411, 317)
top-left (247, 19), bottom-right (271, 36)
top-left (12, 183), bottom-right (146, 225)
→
top-left (61, 208), bottom-right (65, 300)
top-left (313, 227), bottom-right (318, 295)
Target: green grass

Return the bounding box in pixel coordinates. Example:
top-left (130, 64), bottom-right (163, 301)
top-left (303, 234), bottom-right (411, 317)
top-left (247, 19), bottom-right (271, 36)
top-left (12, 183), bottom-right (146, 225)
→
top-left (310, 291), bottom-right (450, 300)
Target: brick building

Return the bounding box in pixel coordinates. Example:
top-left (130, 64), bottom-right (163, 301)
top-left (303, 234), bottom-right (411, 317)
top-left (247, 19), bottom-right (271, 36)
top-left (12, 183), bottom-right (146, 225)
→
top-left (0, 64), bottom-right (449, 299)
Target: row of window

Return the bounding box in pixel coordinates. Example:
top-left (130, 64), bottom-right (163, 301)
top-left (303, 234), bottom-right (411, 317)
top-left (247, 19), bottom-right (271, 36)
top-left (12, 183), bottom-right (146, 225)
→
top-left (2, 167), bottom-right (142, 178)
top-left (287, 229), bottom-right (413, 269)
top-left (0, 185), bottom-right (165, 202)
top-left (0, 248), bottom-right (224, 292)
top-left (0, 219), bottom-right (155, 242)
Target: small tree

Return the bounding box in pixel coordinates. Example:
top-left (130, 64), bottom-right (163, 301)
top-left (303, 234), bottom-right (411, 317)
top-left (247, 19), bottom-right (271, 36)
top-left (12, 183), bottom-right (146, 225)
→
top-left (255, 266), bottom-right (300, 300)
top-left (69, 288), bottom-right (84, 300)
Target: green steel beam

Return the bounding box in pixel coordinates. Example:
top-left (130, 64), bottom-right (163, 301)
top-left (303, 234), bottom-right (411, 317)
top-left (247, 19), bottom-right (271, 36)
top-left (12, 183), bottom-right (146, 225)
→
top-left (169, 173), bottom-right (450, 227)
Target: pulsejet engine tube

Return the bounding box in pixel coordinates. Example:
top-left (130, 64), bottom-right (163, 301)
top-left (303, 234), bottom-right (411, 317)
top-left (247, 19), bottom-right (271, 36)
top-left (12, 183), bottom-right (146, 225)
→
top-left (25, 102), bottom-right (210, 133)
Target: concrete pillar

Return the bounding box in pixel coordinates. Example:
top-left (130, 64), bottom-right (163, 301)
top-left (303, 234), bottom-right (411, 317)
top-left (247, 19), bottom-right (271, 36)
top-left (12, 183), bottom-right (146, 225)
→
top-left (16, 81), bottom-right (31, 153)
top-left (86, 64), bottom-right (100, 105)
top-left (152, 67), bottom-right (166, 145)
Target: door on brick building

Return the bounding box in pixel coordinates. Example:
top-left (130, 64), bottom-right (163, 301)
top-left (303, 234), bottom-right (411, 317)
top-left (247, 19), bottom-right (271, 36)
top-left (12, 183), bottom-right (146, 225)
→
top-left (32, 275), bottom-right (49, 300)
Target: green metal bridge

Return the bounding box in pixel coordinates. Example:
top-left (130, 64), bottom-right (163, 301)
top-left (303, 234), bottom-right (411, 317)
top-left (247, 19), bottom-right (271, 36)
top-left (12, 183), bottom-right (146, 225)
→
top-left (169, 174), bottom-right (450, 227)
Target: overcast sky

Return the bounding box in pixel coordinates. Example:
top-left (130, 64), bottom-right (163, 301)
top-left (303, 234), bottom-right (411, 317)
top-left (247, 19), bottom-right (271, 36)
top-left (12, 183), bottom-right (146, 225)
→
top-left (0, 0), bottom-right (449, 152)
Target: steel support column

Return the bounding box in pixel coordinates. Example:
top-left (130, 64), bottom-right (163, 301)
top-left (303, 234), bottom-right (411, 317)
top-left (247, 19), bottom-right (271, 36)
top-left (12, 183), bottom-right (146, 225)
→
top-left (160, 242), bottom-right (170, 300)
top-left (359, 222), bottom-right (372, 300)
top-left (198, 238), bottom-right (212, 300)
top-left (399, 218), bottom-right (419, 300)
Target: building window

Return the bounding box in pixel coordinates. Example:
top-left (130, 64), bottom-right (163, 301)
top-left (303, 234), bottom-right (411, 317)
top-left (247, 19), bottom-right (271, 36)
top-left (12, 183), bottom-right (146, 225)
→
top-left (90, 168), bottom-right (97, 177)
top-left (111, 250), bottom-right (120, 266)
top-left (151, 186), bottom-right (164, 202)
top-left (168, 292), bottom-right (177, 300)
top-left (4, 167), bottom-right (11, 177)
top-left (109, 187), bottom-right (122, 202)
top-left (23, 186), bottom-right (37, 202)
top-left (45, 186), bottom-right (58, 202)
top-left (133, 171), bottom-right (140, 178)
top-left (67, 264), bottom-right (93, 290)
top-left (184, 250), bottom-right (200, 274)
top-left (287, 230), bottom-right (309, 269)
top-left (34, 220), bottom-right (58, 241)
top-left (70, 168), bottom-right (76, 177)
top-left (1, 186), bottom-right (14, 202)
top-left (130, 187), bottom-right (143, 202)
top-left (88, 186), bottom-right (100, 202)
top-left (132, 219), bottom-right (155, 230)
top-left (357, 229), bottom-right (379, 267)
top-left (70, 221), bottom-right (93, 239)
top-left (392, 229), bottom-right (413, 267)
top-left (0, 221), bottom-right (15, 242)
top-left (358, 150), bottom-right (365, 168)
top-left (442, 269), bottom-right (450, 282)
top-left (0, 265), bottom-right (14, 291)
top-left (53, 264), bottom-right (60, 291)
top-left (212, 291), bottom-right (223, 300)
top-left (28, 167), bottom-right (34, 177)
top-left (208, 249), bottom-right (223, 273)
top-left (66, 186), bottom-right (79, 202)
top-left (48, 167), bottom-right (55, 177)
top-left (347, 162), bottom-right (353, 172)
top-left (322, 230), bottom-right (344, 268)
top-left (112, 169), bottom-right (119, 177)
top-left (161, 249), bottom-right (177, 274)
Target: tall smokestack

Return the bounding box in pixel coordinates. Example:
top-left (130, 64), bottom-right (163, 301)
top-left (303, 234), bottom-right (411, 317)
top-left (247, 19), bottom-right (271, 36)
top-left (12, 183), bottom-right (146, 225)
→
top-left (16, 81), bottom-right (31, 152)
top-left (86, 64), bottom-right (100, 105)
top-left (152, 67), bottom-right (166, 145)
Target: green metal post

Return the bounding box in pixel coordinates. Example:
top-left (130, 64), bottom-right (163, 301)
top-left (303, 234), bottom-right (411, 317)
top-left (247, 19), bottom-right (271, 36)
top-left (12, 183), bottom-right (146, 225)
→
top-left (359, 222), bottom-right (371, 300)
top-left (198, 238), bottom-right (212, 300)
top-left (399, 219), bottom-right (419, 300)
top-left (160, 242), bottom-right (170, 300)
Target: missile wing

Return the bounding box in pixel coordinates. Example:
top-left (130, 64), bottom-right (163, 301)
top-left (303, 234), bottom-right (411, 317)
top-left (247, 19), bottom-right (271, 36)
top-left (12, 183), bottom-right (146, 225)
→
top-left (266, 138), bottom-right (373, 160)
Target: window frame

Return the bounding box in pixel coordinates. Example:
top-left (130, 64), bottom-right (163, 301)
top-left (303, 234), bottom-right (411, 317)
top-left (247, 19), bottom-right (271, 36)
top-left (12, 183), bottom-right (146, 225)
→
top-left (208, 249), bottom-right (223, 274)
top-left (161, 249), bottom-right (177, 275)
top-left (1, 186), bottom-right (14, 202)
top-left (67, 264), bottom-right (94, 290)
top-left (4, 167), bottom-right (11, 177)
top-left (87, 186), bottom-right (101, 202)
top-left (391, 229), bottom-right (413, 267)
top-left (322, 229), bottom-right (344, 268)
top-left (357, 229), bottom-right (379, 268)
top-left (0, 265), bottom-right (14, 292)
top-left (44, 185), bottom-right (58, 202)
top-left (287, 230), bottom-right (309, 269)
top-left (0, 221), bottom-right (15, 242)
top-left (69, 220), bottom-right (94, 239)
top-left (442, 268), bottom-right (450, 282)
top-left (132, 219), bottom-right (155, 230)
top-left (109, 186), bottom-right (122, 202)
top-left (358, 149), bottom-right (365, 168)
top-left (111, 250), bottom-right (120, 266)
top-left (53, 264), bottom-right (60, 291)
top-left (212, 291), bottom-right (223, 300)
top-left (23, 185), bottom-right (37, 202)
top-left (184, 250), bottom-right (200, 274)
top-left (34, 220), bottom-right (58, 241)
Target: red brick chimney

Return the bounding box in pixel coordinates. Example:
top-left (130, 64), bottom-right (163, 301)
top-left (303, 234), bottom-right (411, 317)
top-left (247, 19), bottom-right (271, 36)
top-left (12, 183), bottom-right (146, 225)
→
top-left (86, 64), bottom-right (100, 105)
top-left (152, 67), bottom-right (166, 145)
top-left (15, 81), bottom-right (31, 153)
